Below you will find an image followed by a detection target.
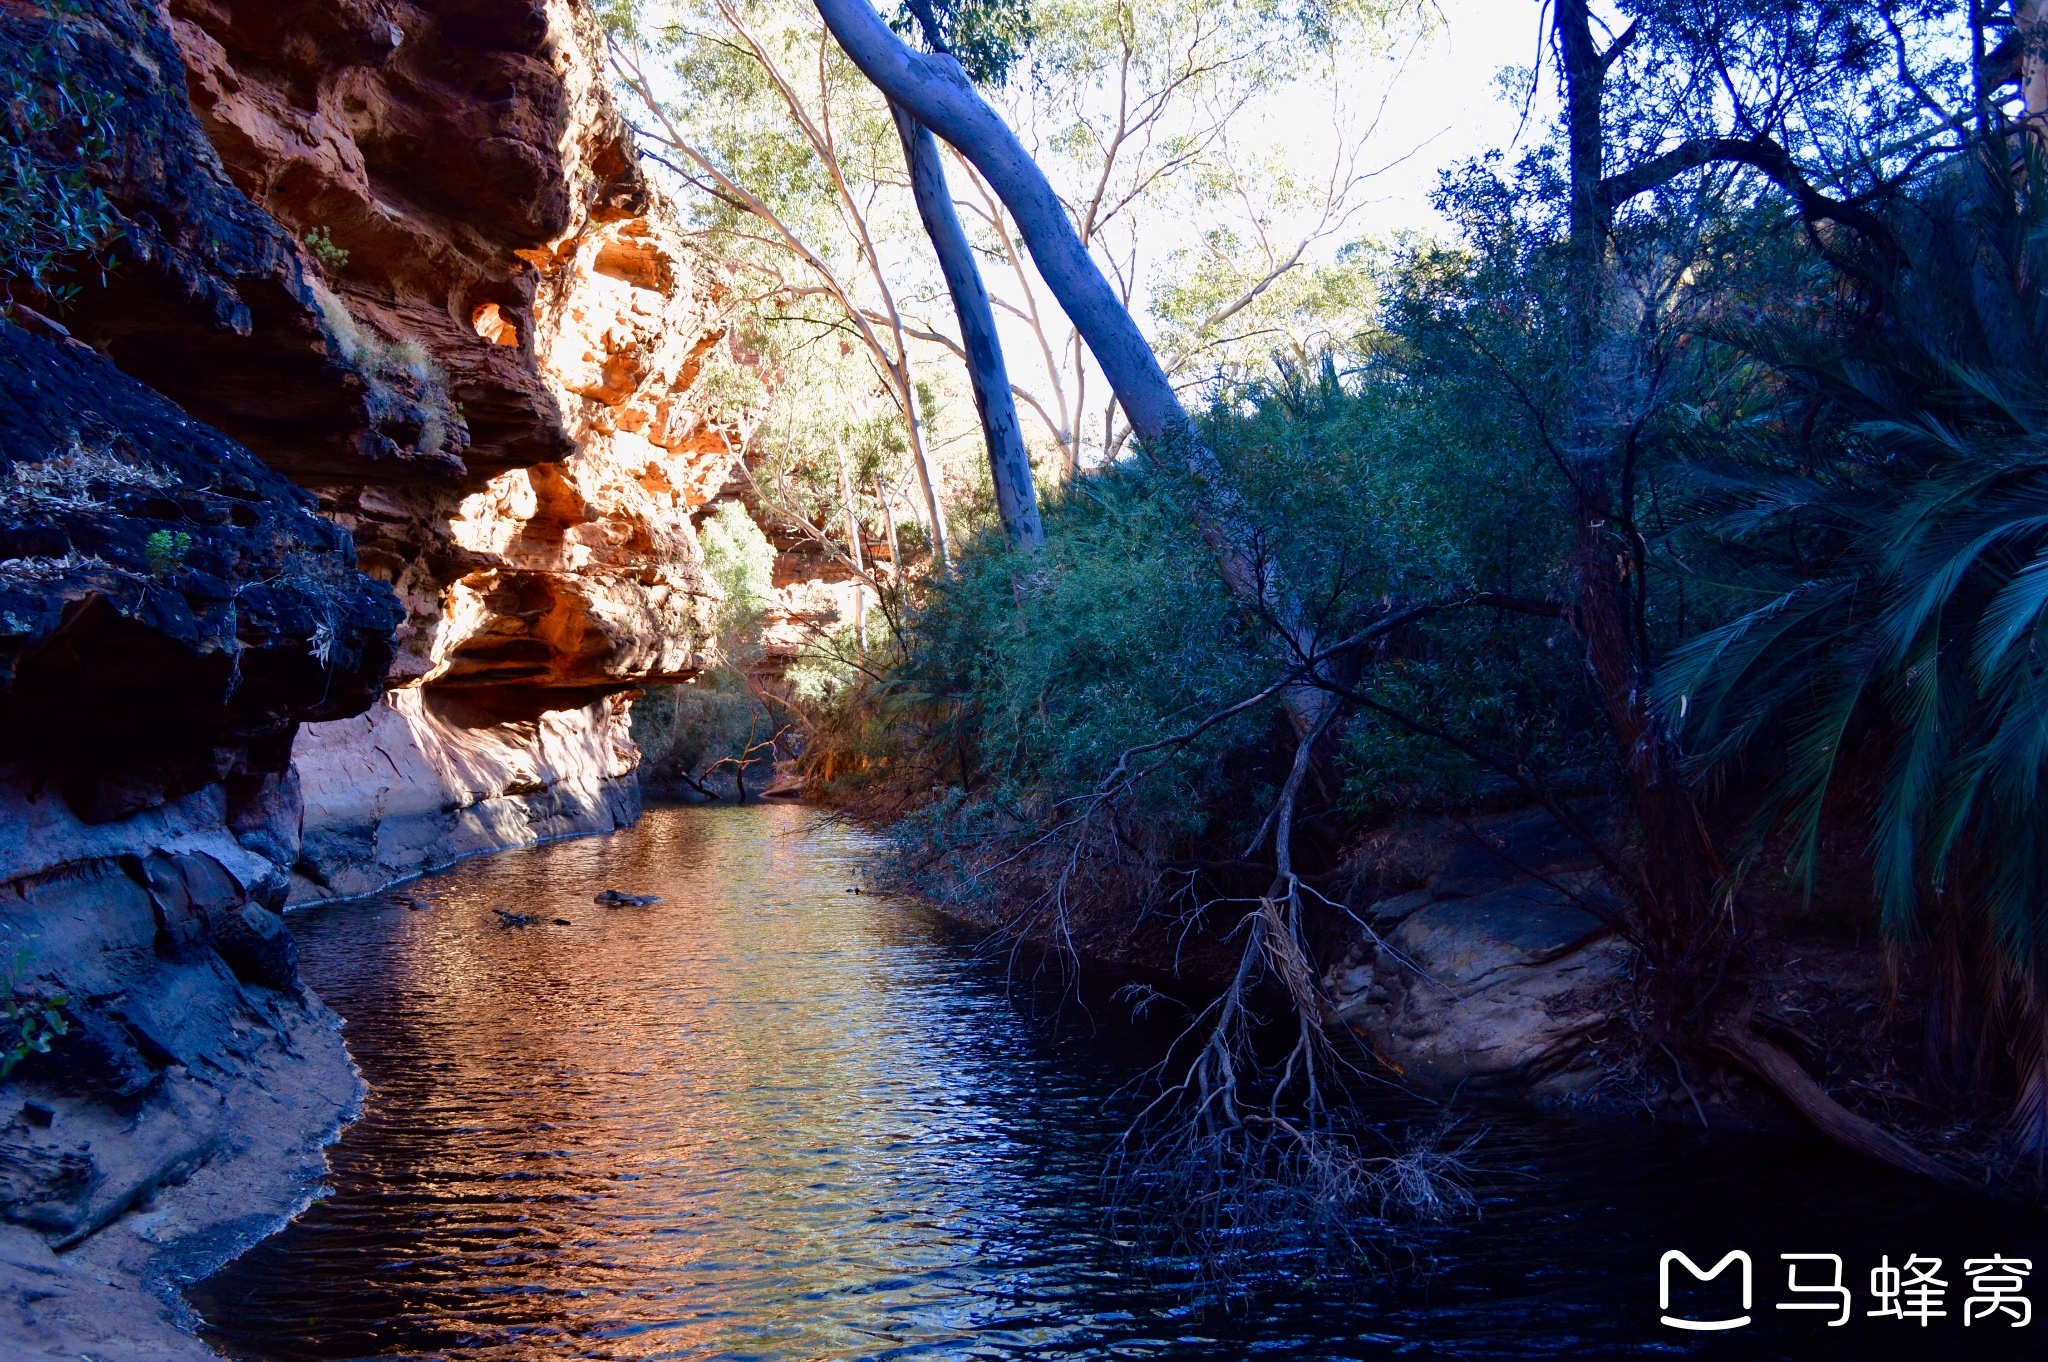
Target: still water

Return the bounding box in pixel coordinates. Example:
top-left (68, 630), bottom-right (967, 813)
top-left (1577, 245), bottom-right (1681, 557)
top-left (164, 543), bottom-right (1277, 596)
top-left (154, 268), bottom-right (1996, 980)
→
top-left (192, 803), bottom-right (2044, 1360)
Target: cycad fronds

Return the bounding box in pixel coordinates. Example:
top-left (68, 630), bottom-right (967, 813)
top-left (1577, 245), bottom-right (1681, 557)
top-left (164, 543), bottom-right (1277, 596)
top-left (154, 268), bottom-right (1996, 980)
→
top-left (1657, 146), bottom-right (2048, 1153)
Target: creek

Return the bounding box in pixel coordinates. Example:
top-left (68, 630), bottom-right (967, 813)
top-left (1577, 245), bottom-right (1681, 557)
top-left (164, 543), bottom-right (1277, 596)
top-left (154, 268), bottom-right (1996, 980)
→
top-left (190, 803), bottom-right (2043, 1360)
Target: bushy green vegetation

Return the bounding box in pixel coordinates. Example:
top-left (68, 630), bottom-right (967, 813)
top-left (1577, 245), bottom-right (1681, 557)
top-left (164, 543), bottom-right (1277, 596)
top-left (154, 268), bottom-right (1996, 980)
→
top-left (634, 502), bottom-right (786, 795)
top-left (821, 356), bottom-right (1610, 919)
top-left (0, 2), bottom-right (117, 304)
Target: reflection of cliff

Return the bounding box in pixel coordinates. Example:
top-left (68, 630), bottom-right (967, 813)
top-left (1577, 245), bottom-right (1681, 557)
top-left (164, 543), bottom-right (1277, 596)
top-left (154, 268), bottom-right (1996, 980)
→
top-left (157, 0), bottom-right (761, 896)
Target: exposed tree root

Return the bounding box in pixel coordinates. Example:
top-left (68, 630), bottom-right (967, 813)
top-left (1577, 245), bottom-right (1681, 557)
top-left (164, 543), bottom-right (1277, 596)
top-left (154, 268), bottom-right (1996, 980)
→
top-left (1711, 1026), bottom-right (1980, 1194)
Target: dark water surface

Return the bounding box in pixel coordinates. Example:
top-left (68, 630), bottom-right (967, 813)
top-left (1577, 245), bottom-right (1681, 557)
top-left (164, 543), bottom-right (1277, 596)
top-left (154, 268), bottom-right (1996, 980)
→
top-left (192, 803), bottom-right (2044, 1360)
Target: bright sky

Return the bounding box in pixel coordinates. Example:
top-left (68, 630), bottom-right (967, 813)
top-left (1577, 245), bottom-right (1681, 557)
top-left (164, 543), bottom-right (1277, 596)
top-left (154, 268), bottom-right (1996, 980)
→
top-left (1346, 0), bottom-right (1555, 237)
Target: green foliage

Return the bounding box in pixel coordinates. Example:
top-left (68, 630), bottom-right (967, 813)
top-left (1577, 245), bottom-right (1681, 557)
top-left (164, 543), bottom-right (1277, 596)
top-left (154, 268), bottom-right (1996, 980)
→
top-left (309, 282), bottom-right (464, 453)
top-left (866, 357), bottom-right (1606, 908)
top-left (909, 467), bottom-right (1257, 822)
top-left (890, 0), bottom-right (1035, 84)
top-left (1660, 153), bottom-right (2048, 1035)
top-left (632, 674), bottom-right (773, 784)
top-left (144, 528), bottom-right (192, 576)
top-left (699, 498), bottom-right (777, 640)
top-left (0, 949), bottom-right (66, 1079)
top-left (0, 3), bottom-right (118, 301)
top-left (302, 225), bottom-right (349, 270)
top-left (633, 501), bottom-right (783, 792)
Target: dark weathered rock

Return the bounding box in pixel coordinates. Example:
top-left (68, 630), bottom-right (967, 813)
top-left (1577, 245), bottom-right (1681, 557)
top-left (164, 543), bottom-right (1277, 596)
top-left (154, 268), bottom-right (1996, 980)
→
top-left (0, 0), bottom-right (487, 482)
top-left (162, 0), bottom-right (598, 480)
top-left (1428, 802), bottom-right (1613, 897)
top-left (1330, 877), bottom-right (1629, 1100)
top-left (225, 767), bottom-right (305, 906)
top-left (211, 902), bottom-right (300, 990)
top-left (0, 321), bottom-right (402, 821)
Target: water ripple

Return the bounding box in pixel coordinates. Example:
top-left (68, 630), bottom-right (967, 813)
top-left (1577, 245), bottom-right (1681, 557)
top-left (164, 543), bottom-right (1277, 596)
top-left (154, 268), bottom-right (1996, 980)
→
top-left (191, 804), bottom-right (2042, 1360)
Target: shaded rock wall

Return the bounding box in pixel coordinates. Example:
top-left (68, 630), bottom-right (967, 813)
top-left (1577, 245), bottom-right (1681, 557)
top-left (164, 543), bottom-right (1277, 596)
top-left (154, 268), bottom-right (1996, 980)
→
top-left (291, 688), bottom-right (639, 900)
top-left (0, 322), bottom-right (373, 1352)
top-left (1322, 806), bottom-right (1628, 1103)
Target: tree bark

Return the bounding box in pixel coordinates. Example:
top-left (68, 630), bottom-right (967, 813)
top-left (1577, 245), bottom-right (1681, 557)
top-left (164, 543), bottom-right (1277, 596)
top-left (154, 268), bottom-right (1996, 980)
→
top-left (891, 102), bottom-right (1043, 550)
top-left (1556, 0), bottom-right (1726, 1015)
top-left (2023, 2), bottom-right (2048, 141)
top-left (835, 433), bottom-right (868, 660)
top-left (609, 31), bottom-right (952, 572)
top-left (1712, 1028), bottom-right (1979, 1193)
top-left (812, 0), bottom-right (1184, 447)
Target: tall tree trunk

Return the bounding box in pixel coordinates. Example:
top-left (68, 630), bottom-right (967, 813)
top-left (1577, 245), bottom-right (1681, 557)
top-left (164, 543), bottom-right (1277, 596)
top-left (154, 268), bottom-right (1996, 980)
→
top-left (892, 103), bottom-right (1044, 550)
top-left (811, 0), bottom-right (1328, 731)
top-left (812, 0), bottom-right (1181, 445)
top-left (876, 472), bottom-right (902, 585)
top-left (835, 434), bottom-right (868, 661)
top-left (1556, 0), bottom-right (1734, 1025)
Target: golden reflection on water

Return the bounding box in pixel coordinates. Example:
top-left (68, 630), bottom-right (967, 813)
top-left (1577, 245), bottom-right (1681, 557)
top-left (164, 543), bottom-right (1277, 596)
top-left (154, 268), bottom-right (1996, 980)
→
top-left (190, 805), bottom-right (2048, 1362)
top-left (195, 805), bottom-right (1129, 1360)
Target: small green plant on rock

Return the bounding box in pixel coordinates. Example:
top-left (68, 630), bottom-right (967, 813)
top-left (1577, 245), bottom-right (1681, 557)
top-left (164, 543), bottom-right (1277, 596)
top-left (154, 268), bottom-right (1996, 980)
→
top-left (0, 950), bottom-right (66, 1078)
top-left (302, 225), bottom-right (349, 271)
top-left (144, 528), bottom-right (191, 575)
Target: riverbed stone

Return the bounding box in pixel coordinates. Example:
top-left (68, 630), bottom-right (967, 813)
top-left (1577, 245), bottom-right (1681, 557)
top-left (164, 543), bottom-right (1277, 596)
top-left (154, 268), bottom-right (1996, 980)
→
top-left (1329, 875), bottom-right (1628, 1100)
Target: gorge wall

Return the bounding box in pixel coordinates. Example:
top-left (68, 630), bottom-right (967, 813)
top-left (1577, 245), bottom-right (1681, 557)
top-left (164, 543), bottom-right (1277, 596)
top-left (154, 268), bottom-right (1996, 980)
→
top-left (0, 0), bottom-right (756, 1352)
top-left (165, 0), bottom-right (756, 900)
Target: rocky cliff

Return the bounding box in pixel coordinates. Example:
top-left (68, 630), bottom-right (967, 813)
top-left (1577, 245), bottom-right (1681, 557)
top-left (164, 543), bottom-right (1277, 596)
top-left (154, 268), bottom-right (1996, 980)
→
top-left (160, 0), bottom-right (755, 898)
top-left (0, 0), bottom-right (754, 1352)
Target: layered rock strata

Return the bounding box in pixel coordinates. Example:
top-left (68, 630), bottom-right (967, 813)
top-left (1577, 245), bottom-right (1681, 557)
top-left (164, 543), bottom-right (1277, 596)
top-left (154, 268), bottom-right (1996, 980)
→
top-left (0, 325), bottom-right (379, 1355)
top-left (155, 0), bottom-right (755, 897)
top-left (0, 0), bottom-right (754, 1352)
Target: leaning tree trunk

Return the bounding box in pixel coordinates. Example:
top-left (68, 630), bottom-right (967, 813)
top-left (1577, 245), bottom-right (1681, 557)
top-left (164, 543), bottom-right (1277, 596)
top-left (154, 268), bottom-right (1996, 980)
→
top-left (812, 0), bottom-right (1328, 731)
top-left (892, 103), bottom-right (1043, 551)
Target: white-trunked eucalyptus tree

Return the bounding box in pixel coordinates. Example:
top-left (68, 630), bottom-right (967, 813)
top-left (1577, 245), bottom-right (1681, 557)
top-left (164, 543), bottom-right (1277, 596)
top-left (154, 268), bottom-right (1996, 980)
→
top-left (603, 0), bottom-right (1044, 555)
top-left (798, 0), bottom-right (1423, 1214)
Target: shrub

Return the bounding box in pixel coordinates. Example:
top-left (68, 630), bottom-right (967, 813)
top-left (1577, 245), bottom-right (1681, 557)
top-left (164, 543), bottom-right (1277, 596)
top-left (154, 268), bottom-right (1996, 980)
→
top-left (631, 500), bottom-right (782, 794)
top-left (0, 3), bottom-right (118, 302)
top-left (303, 225), bottom-right (349, 270)
top-left (144, 528), bottom-right (192, 575)
top-left (309, 282), bottom-right (464, 454)
top-left (813, 361), bottom-right (1608, 925)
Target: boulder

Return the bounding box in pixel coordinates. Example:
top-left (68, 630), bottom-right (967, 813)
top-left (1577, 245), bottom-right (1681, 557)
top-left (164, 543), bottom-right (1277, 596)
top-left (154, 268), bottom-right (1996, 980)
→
top-left (1329, 874), bottom-right (1629, 1101)
top-left (210, 903), bottom-right (300, 991)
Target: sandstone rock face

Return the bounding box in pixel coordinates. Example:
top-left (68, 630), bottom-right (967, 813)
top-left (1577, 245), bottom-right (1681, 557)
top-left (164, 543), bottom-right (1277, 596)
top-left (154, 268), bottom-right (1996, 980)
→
top-left (761, 534), bottom-right (875, 666)
top-left (11, 0), bottom-right (480, 485)
top-left (290, 688), bottom-right (639, 900)
top-left (152, 0), bottom-right (758, 895)
top-left (0, 775), bottom-right (359, 1361)
top-left (0, 0), bottom-right (753, 1344)
top-left (1325, 807), bottom-right (1630, 1102)
top-left (0, 322), bottom-right (402, 822)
